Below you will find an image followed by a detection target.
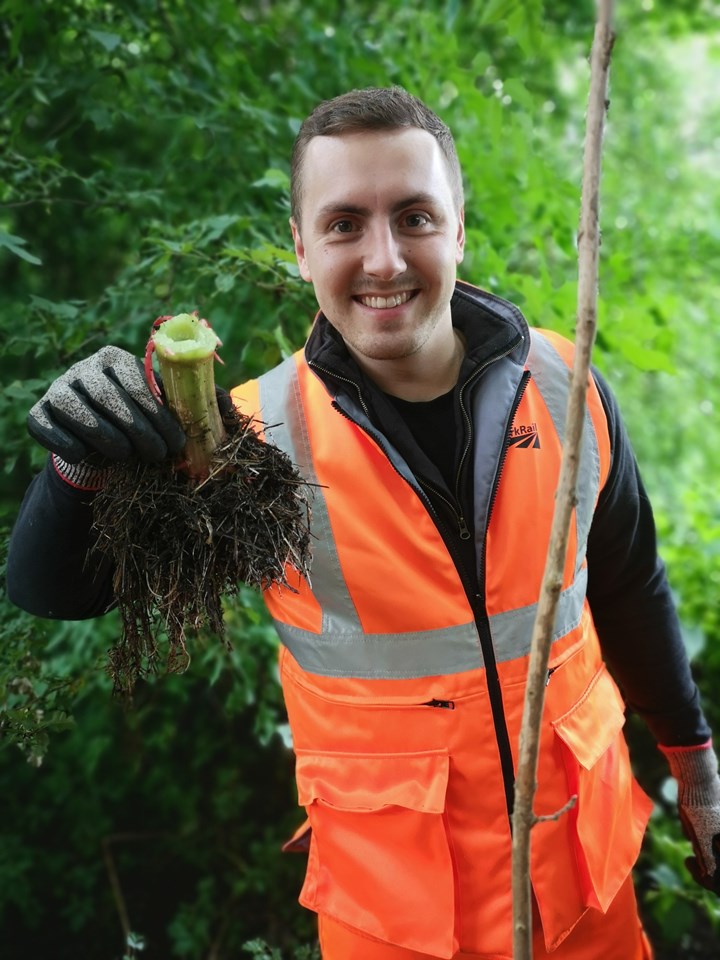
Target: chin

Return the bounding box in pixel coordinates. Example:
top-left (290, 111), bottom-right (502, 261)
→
top-left (355, 341), bottom-right (421, 363)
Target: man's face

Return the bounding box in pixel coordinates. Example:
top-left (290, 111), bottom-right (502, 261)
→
top-left (291, 128), bottom-right (465, 371)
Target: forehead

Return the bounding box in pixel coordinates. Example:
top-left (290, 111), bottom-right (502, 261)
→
top-left (299, 128), bottom-right (454, 220)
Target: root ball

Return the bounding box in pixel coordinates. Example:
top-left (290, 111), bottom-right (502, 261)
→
top-left (91, 408), bottom-right (312, 695)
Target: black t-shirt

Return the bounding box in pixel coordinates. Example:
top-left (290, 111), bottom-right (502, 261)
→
top-left (385, 389), bottom-right (457, 492)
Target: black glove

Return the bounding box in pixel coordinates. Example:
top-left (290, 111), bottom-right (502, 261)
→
top-left (662, 743), bottom-right (720, 895)
top-left (27, 346), bottom-right (186, 464)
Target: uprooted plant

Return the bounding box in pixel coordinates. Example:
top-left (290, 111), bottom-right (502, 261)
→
top-left (91, 313), bottom-right (312, 696)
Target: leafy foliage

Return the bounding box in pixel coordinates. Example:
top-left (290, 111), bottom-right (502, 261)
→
top-left (640, 811), bottom-right (720, 957)
top-left (2, 0), bottom-right (720, 956)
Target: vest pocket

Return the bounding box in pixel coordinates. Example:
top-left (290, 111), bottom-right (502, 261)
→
top-left (551, 664), bottom-right (653, 912)
top-left (294, 748), bottom-right (456, 958)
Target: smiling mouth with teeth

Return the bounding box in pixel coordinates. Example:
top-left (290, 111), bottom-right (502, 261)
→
top-left (355, 290), bottom-right (417, 310)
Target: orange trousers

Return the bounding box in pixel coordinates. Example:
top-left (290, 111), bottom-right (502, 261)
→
top-left (318, 876), bottom-right (653, 960)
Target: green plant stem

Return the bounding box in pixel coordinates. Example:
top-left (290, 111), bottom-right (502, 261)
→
top-left (152, 313), bottom-right (226, 481)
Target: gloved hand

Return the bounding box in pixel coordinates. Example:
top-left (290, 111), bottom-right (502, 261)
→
top-left (27, 346), bottom-right (186, 464)
top-left (662, 742), bottom-right (720, 895)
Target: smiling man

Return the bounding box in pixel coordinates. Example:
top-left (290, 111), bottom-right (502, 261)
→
top-left (8, 87), bottom-right (720, 959)
top-left (290, 125), bottom-right (465, 399)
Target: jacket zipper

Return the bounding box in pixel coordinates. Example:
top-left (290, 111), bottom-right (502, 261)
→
top-left (388, 364), bottom-right (532, 823)
top-left (416, 338), bottom-right (522, 540)
top-left (307, 363), bottom-right (372, 419)
top-left (309, 343), bottom-right (529, 824)
top-left (472, 369), bottom-right (531, 822)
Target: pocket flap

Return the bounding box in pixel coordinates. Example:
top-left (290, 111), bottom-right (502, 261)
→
top-left (295, 749), bottom-right (449, 813)
top-left (281, 817), bottom-right (312, 854)
top-left (552, 665), bottom-right (626, 770)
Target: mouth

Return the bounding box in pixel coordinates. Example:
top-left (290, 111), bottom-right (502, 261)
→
top-left (353, 290), bottom-right (419, 310)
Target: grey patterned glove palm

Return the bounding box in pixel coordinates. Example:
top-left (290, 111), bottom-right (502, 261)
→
top-left (662, 742), bottom-right (720, 895)
top-left (27, 346), bottom-right (186, 465)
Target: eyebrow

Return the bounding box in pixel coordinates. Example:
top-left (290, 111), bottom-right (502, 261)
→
top-left (314, 192), bottom-right (440, 223)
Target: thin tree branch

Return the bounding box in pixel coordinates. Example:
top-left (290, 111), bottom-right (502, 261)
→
top-left (101, 832), bottom-right (174, 950)
top-left (533, 794), bottom-right (577, 825)
top-left (0, 197), bottom-right (128, 210)
top-left (101, 835), bottom-right (132, 944)
top-left (511, 3), bottom-right (616, 958)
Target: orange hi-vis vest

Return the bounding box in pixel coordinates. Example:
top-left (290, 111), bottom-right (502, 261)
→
top-left (231, 326), bottom-right (654, 959)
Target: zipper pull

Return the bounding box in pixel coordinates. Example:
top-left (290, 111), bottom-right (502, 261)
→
top-left (458, 515), bottom-right (471, 540)
top-left (424, 698), bottom-right (456, 709)
top-left (546, 668), bottom-right (556, 686)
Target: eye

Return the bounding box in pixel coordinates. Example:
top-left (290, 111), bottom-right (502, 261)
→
top-left (331, 219), bottom-right (356, 234)
top-left (403, 212), bottom-right (430, 228)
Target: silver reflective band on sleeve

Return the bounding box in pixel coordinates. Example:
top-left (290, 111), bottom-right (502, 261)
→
top-left (258, 358), bottom-right (365, 636)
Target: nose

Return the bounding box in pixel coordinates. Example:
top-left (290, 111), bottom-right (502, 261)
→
top-left (362, 221), bottom-right (407, 280)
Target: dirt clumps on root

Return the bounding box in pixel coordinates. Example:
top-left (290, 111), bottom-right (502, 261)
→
top-left (91, 407), bottom-right (312, 696)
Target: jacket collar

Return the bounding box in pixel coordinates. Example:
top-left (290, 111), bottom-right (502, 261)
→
top-left (304, 280), bottom-right (529, 402)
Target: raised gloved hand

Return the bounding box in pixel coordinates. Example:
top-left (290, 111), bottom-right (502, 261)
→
top-left (662, 742), bottom-right (720, 895)
top-left (27, 346), bottom-right (186, 465)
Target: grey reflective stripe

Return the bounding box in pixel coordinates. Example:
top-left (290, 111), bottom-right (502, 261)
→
top-left (273, 568), bottom-right (588, 677)
top-left (258, 356), bottom-right (306, 469)
top-left (488, 567), bottom-right (588, 663)
top-left (526, 332), bottom-right (600, 572)
top-left (481, 333), bottom-right (601, 662)
top-left (274, 619), bottom-right (484, 679)
top-left (259, 358), bottom-right (365, 636)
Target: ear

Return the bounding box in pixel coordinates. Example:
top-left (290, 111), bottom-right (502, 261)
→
top-left (455, 206), bottom-right (466, 265)
top-left (290, 218), bottom-right (312, 282)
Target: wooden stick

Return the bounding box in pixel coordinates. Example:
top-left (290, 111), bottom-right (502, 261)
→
top-left (510, 3), bottom-right (615, 957)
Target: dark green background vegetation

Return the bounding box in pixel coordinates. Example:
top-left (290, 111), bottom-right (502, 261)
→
top-left (1, 1), bottom-right (719, 957)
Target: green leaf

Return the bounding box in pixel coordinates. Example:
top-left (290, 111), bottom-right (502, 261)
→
top-left (280, 260), bottom-right (300, 278)
top-left (28, 296), bottom-right (81, 318)
top-left (445, 0), bottom-right (460, 30)
top-left (87, 107), bottom-right (113, 131)
top-left (478, 0), bottom-right (518, 26)
top-left (126, 931), bottom-right (146, 950)
top-left (273, 324), bottom-right (295, 359)
top-left (0, 232), bottom-right (42, 265)
top-left (503, 77), bottom-right (536, 111)
top-left (657, 897), bottom-right (696, 943)
top-left (88, 30), bottom-right (122, 52)
top-left (260, 243), bottom-right (297, 264)
top-left (507, 5), bottom-right (540, 55)
top-left (201, 214), bottom-right (240, 243)
top-left (214, 272), bottom-right (236, 293)
top-left (32, 87), bottom-right (50, 106)
top-left (252, 168), bottom-right (290, 191)
top-left (617, 341), bottom-right (677, 373)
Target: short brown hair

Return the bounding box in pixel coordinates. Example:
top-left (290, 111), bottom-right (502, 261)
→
top-left (290, 86), bottom-right (464, 224)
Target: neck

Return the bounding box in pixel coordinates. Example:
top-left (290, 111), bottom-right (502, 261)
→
top-left (352, 328), bottom-right (465, 401)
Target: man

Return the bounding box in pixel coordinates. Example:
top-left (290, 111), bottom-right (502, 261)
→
top-left (8, 87), bottom-right (720, 959)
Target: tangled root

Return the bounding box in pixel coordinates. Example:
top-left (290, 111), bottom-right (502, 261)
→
top-left (91, 408), bottom-right (312, 696)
